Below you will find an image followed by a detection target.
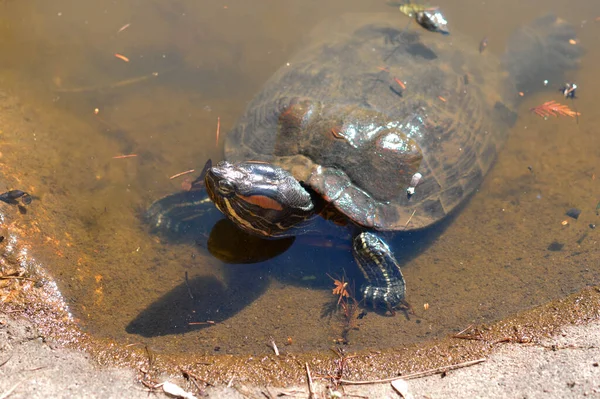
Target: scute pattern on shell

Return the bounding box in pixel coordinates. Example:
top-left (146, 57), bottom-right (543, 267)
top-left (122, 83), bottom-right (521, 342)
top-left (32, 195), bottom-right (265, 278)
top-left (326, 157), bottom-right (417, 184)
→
top-left (225, 13), bottom-right (517, 231)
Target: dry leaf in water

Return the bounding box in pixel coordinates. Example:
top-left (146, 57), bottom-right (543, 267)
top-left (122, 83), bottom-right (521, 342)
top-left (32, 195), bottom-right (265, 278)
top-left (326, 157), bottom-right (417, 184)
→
top-left (530, 101), bottom-right (580, 118)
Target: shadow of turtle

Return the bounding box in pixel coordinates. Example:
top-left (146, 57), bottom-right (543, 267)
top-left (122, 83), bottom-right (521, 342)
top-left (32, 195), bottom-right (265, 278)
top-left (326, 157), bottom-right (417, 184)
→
top-left (125, 265), bottom-right (270, 337)
top-left (131, 182), bottom-right (464, 337)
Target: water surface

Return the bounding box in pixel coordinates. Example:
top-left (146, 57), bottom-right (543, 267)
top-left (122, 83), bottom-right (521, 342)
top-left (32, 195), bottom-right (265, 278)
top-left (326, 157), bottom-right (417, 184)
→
top-left (0, 0), bottom-right (598, 356)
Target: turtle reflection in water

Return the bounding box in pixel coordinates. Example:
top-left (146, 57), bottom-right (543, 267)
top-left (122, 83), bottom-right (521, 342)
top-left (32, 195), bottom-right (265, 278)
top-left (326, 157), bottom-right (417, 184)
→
top-left (148, 13), bottom-right (582, 311)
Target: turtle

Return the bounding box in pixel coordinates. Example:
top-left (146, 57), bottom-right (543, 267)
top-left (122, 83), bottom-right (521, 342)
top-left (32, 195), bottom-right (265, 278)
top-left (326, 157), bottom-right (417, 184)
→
top-left (149, 13), bottom-right (582, 310)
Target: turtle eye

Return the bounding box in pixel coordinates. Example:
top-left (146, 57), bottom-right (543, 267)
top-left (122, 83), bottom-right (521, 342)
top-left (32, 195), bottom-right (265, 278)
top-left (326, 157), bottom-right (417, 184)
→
top-left (217, 180), bottom-right (235, 196)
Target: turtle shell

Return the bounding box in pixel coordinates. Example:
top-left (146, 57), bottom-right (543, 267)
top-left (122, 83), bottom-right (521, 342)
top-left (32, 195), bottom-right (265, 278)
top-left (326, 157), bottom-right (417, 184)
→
top-left (225, 13), bottom-right (517, 231)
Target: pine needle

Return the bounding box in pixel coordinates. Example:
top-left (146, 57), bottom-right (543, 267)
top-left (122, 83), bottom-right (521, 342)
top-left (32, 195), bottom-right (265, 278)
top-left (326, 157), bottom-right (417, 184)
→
top-left (530, 100), bottom-right (581, 118)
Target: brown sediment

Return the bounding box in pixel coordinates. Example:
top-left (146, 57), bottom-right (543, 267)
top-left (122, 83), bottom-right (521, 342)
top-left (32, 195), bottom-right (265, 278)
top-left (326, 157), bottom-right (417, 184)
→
top-left (0, 3), bottom-right (598, 384)
top-left (2, 225), bottom-right (599, 387)
top-left (0, 84), bottom-right (599, 385)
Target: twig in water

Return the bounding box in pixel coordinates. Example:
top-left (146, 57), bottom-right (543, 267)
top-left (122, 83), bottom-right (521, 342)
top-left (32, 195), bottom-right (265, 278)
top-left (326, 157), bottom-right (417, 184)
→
top-left (330, 348), bottom-right (357, 388)
top-left (180, 367), bottom-right (213, 386)
top-left (114, 53), bottom-right (130, 63)
top-left (188, 321), bottom-right (216, 326)
top-left (404, 209), bottom-right (416, 228)
top-left (117, 23), bottom-right (131, 33)
top-left (453, 335), bottom-right (484, 341)
top-left (170, 169), bottom-right (195, 180)
top-left (452, 324), bottom-right (484, 341)
top-left (112, 154), bottom-right (137, 159)
top-left (339, 358), bottom-right (486, 385)
top-left (393, 77), bottom-right (406, 90)
top-left (184, 271), bottom-right (194, 300)
top-left (144, 345), bottom-right (155, 373)
top-left (454, 324), bottom-right (473, 336)
top-left (216, 117), bottom-right (221, 147)
top-left (54, 72), bottom-right (160, 93)
top-left (305, 363), bottom-right (315, 399)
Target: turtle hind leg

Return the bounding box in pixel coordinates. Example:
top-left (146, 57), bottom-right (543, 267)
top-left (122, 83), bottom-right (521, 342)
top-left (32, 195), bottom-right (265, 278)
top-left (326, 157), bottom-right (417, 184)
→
top-left (503, 14), bottom-right (584, 94)
top-left (353, 232), bottom-right (406, 310)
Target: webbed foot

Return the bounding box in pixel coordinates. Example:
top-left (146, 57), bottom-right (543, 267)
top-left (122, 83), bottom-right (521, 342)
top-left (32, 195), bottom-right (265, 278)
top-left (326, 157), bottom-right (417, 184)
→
top-left (353, 232), bottom-right (406, 309)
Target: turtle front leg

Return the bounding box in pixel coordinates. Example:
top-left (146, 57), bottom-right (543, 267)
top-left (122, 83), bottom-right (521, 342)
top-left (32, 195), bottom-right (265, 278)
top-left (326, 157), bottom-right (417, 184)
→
top-left (353, 232), bottom-right (406, 310)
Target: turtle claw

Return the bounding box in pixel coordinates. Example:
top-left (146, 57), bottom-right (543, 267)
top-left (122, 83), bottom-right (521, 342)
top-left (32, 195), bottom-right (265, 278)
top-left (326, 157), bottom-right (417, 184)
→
top-left (353, 232), bottom-right (406, 310)
top-left (361, 281), bottom-right (407, 310)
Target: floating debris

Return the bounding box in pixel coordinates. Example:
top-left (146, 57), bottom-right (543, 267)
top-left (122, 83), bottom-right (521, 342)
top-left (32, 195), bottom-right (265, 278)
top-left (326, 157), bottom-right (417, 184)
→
top-left (114, 53), bottom-right (130, 62)
top-left (112, 154), bottom-right (137, 159)
top-left (169, 169), bottom-right (195, 180)
top-left (216, 116), bottom-right (221, 147)
top-left (560, 82), bottom-right (577, 99)
top-left (394, 77), bottom-right (406, 90)
top-left (415, 9), bottom-right (450, 35)
top-left (395, 2), bottom-right (450, 35)
top-left (530, 101), bottom-right (580, 118)
top-left (117, 23), bottom-right (131, 33)
top-left (566, 208), bottom-right (581, 219)
top-left (406, 172), bottom-right (422, 198)
top-left (329, 274), bottom-right (350, 304)
top-left (479, 37), bottom-right (488, 53)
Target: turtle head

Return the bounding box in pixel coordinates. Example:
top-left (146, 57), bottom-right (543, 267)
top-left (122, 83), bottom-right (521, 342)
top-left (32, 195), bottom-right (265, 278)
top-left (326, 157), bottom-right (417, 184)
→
top-left (205, 161), bottom-right (315, 237)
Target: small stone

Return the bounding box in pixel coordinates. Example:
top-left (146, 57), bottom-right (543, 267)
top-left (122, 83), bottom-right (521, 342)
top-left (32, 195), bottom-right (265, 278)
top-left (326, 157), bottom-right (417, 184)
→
top-left (547, 242), bottom-right (564, 251)
top-left (391, 378), bottom-right (414, 399)
top-left (566, 208), bottom-right (582, 219)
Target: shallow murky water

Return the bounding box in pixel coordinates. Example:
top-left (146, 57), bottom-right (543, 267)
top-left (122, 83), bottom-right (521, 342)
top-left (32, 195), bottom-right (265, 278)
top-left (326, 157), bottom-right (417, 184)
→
top-left (0, 0), bottom-right (598, 358)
